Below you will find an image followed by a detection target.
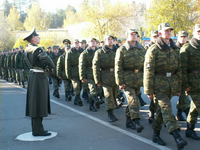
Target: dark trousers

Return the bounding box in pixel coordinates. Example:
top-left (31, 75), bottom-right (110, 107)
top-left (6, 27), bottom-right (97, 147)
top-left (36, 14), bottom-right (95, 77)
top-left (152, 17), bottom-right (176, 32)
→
top-left (31, 117), bottom-right (44, 134)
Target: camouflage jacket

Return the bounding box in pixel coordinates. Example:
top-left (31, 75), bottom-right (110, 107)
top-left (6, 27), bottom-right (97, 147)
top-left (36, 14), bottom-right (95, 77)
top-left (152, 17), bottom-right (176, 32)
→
top-left (4, 54), bottom-right (8, 68)
top-left (1, 54), bottom-right (6, 67)
top-left (79, 46), bottom-right (97, 80)
top-left (65, 47), bottom-right (83, 79)
top-left (115, 40), bottom-right (146, 88)
top-left (93, 45), bottom-right (117, 86)
top-left (144, 37), bottom-right (182, 95)
top-left (15, 51), bottom-right (24, 69)
top-left (11, 52), bottom-right (17, 69)
top-left (180, 37), bottom-right (200, 93)
top-left (46, 51), bottom-right (52, 56)
top-left (50, 52), bottom-right (61, 76)
top-left (57, 53), bottom-right (67, 80)
top-left (7, 53), bottom-right (13, 68)
top-left (145, 41), bottom-right (155, 51)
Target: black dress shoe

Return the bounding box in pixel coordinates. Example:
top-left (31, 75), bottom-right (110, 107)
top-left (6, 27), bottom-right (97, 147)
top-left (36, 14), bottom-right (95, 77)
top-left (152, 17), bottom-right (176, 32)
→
top-left (32, 131), bottom-right (51, 136)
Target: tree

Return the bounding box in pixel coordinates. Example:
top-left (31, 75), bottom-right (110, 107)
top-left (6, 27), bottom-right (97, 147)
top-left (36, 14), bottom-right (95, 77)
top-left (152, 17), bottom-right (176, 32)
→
top-left (50, 9), bottom-right (66, 28)
top-left (147, 0), bottom-right (196, 36)
top-left (192, 0), bottom-right (200, 24)
top-left (13, 37), bottom-right (28, 49)
top-left (23, 2), bottom-right (51, 31)
top-left (78, 0), bottom-right (135, 41)
top-left (7, 5), bottom-right (23, 31)
top-left (2, 0), bottom-right (12, 16)
top-left (0, 11), bottom-right (16, 50)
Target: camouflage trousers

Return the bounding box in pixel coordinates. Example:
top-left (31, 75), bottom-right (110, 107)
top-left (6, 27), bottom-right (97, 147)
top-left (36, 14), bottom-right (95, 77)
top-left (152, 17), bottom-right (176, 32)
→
top-left (124, 86), bottom-right (141, 120)
top-left (7, 69), bottom-right (12, 78)
top-left (2, 67), bottom-right (8, 78)
top-left (176, 91), bottom-right (190, 111)
top-left (52, 77), bottom-right (59, 91)
top-left (149, 98), bottom-right (157, 112)
top-left (86, 79), bottom-right (99, 99)
top-left (187, 92), bottom-right (200, 125)
top-left (18, 69), bottom-right (25, 82)
top-left (152, 93), bottom-right (180, 134)
top-left (24, 69), bottom-right (29, 80)
top-left (102, 84), bottom-right (117, 111)
top-left (63, 79), bottom-right (72, 92)
top-left (71, 79), bottom-right (82, 96)
top-left (12, 69), bottom-right (16, 80)
top-left (82, 82), bottom-right (89, 92)
top-left (15, 70), bottom-right (20, 81)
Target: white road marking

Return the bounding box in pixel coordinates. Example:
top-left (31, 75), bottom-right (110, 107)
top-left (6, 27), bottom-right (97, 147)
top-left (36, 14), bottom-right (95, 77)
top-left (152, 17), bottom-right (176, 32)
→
top-left (2, 80), bottom-right (171, 150)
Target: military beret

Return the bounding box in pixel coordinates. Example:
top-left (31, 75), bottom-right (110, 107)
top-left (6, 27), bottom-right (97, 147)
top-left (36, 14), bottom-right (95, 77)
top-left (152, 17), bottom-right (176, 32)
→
top-left (178, 31), bottom-right (188, 37)
top-left (158, 23), bottom-right (173, 31)
top-left (23, 27), bottom-right (39, 41)
top-left (194, 24), bottom-right (200, 32)
top-left (87, 38), bottom-right (96, 43)
top-left (104, 35), bottom-right (114, 40)
top-left (80, 39), bottom-right (87, 43)
top-left (63, 39), bottom-right (71, 45)
top-left (126, 29), bottom-right (138, 35)
top-left (53, 45), bottom-right (59, 49)
top-left (151, 30), bottom-right (159, 37)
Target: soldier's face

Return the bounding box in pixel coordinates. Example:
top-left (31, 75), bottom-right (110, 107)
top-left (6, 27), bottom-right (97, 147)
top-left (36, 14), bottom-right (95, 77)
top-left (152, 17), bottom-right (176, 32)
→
top-left (178, 36), bottom-right (188, 44)
top-left (127, 32), bottom-right (137, 42)
top-left (74, 42), bottom-right (80, 48)
top-left (161, 29), bottom-right (171, 39)
top-left (53, 48), bottom-right (59, 55)
top-left (105, 37), bottom-right (114, 46)
top-left (31, 36), bottom-right (40, 45)
top-left (89, 40), bottom-right (96, 47)
top-left (96, 42), bottom-right (100, 48)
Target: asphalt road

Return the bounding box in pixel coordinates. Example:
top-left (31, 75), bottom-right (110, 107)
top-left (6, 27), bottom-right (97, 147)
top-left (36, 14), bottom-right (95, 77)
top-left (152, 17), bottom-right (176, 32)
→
top-left (1, 79), bottom-right (200, 150)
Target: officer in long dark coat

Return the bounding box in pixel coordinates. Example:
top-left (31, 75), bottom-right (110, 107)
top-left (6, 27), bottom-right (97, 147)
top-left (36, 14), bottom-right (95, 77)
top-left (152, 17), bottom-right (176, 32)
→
top-left (23, 27), bottom-right (55, 136)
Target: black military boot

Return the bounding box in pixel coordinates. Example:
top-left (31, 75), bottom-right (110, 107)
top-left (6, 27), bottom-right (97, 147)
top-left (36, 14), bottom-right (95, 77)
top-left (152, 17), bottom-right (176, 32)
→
top-left (126, 116), bottom-right (136, 129)
top-left (148, 110), bottom-right (154, 123)
top-left (132, 119), bottom-right (144, 133)
top-left (65, 91), bottom-right (70, 101)
top-left (22, 81), bottom-right (25, 88)
top-left (14, 79), bottom-right (17, 83)
top-left (186, 123), bottom-right (200, 140)
top-left (66, 91), bottom-right (72, 101)
top-left (111, 109), bottom-right (118, 121)
top-left (171, 130), bottom-right (187, 150)
top-left (18, 81), bottom-right (21, 85)
top-left (152, 130), bottom-right (166, 146)
top-left (74, 96), bottom-right (82, 106)
top-left (77, 96), bottom-right (83, 106)
top-left (82, 91), bottom-right (89, 103)
top-left (176, 109), bottom-right (186, 121)
top-left (93, 96), bottom-right (100, 109)
top-left (138, 93), bottom-right (146, 106)
top-left (53, 90), bottom-right (56, 97)
top-left (54, 90), bottom-right (60, 98)
top-left (89, 100), bottom-right (97, 112)
top-left (183, 108), bottom-right (189, 117)
top-left (97, 94), bottom-right (104, 104)
top-left (107, 109), bottom-right (115, 122)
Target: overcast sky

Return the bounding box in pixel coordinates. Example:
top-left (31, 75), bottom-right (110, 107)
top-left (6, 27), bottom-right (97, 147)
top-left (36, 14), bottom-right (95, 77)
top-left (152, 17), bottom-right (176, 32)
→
top-left (0, 0), bottom-right (152, 13)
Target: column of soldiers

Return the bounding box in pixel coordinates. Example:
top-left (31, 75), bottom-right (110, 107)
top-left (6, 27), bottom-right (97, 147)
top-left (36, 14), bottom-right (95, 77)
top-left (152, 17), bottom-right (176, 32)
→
top-left (0, 46), bottom-right (29, 88)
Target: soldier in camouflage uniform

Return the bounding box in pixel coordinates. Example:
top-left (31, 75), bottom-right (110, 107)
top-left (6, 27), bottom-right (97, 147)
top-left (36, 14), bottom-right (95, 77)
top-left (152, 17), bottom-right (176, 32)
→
top-left (115, 29), bottom-right (146, 132)
top-left (65, 39), bottom-right (84, 106)
top-left (57, 44), bottom-right (72, 101)
top-left (180, 24), bottom-right (200, 140)
top-left (46, 46), bottom-right (53, 84)
top-left (7, 49), bottom-right (13, 81)
top-left (145, 30), bottom-right (159, 123)
top-left (144, 23), bottom-right (187, 149)
top-left (50, 45), bottom-right (61, 98)
top-left (2, 50), bottom-right (8, 81)
top-left (80, 39), bottom-right (90, 102)
top-left (15, 46), bottom-right (25, 87)
top-left (79, 38), bottom-right (101, 112)
top-left (14, 48), bottom-right (20, 84)
top-left (11, 48), bottom-right (17, 83)
top-left (93, 35), bottom-right (118, 122)
top-left (175, 31), bottom-right (191, 121)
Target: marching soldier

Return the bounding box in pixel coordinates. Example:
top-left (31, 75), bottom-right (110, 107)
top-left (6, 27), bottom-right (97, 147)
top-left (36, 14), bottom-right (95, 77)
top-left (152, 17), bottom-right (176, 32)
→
top-left (11, 48), bottom-right (17, 83)
top-left (79, 38), bottom-right (101, 112)
top-left (57, 45), bottom-right (72, 101)
top-left (2, 50), bottom-right (8, 81)
top-left (115, 29), bottom-right (146, 132)
top-left (144, 23), bottom-right (187, 149)
top-left (65, 39), bottom-right (84, 106)
top-left (24, 27), bottom-right (55, 136)
top-left (46, 46), bottom-right (52, 84)
top-left (50, 45), bottom-right (61, 98)
top-left (176, 31), bottom-right (190, 121)
top-left (145, 30), bottom-right (159, 123)
top-left (93, 35), bottom-right (118, 122)
top-left (14, 48), bottom-right (20, 84)
top-left (180, 24), bottom-right (200, 140)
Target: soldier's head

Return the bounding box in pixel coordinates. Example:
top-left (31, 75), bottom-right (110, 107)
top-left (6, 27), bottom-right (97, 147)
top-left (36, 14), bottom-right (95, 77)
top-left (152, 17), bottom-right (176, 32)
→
top-left (101, 40), bottom-right (105, 46)
top-left (177, 31), bottom-right (188, 45)
top-left (47, 46), bottom-right (51, 52)
top-left (193, 24), bottom-right (200, 40)
top-left (126, 29), bottom-right (138, 42)
top-left (113, 37), bottom-right (117, 45)
top-left (23, 27), bottom-right (40, 45)
top-left (63, 39), bottom-right (71, 45)
top-left (80, 39), bottom-right (87, 49)
top-left (158, 23), bottom-right (173, 40)
top-left (53, 45), bottom-right (59, 55)
top-left (104, 35), bottom-right (114, 46)
top-left (19, 46), bottom-right (23, 52)
top-left (73, 39), bottom-right (80, 49)
top-left (151, 30), bottom-right (159, 43)
top-left (64, 44), bottom-right (71, 52)
top-left (15, 47), bottom-right (19, 53)
top-left (96, 40), bottom-right (100, 48)
top-left (9, 49), bottom-right (13, 53)
top-left (87, 38), bottom-right (96, 48)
